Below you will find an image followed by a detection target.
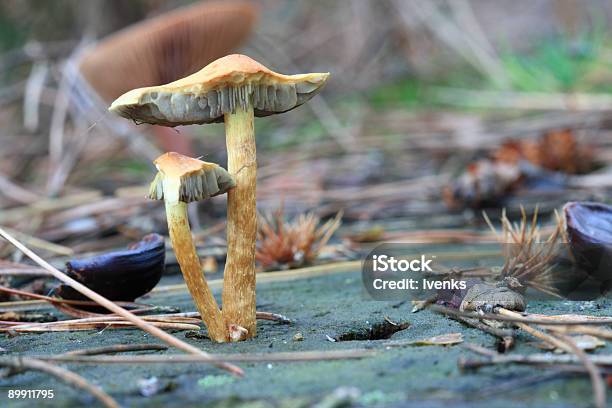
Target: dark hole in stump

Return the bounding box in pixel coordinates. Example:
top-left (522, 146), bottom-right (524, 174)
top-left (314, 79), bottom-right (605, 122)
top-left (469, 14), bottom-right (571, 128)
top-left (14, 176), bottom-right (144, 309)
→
top-left (335, 320), bottom-right (410, 341)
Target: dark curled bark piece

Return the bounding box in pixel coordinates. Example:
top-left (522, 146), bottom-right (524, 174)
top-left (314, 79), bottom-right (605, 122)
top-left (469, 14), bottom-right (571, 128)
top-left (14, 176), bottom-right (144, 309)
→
top-left (56, 234), bottom-right (165, 303)
top-left (564, 202), bottom-right (612, 296)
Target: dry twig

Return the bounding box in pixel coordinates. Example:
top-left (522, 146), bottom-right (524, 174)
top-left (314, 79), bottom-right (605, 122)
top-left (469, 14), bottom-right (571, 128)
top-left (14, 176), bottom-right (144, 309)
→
top-left (448, 314), bottom-right (515, 349)
top-left (64, 344), bottom-right (168, 356)
top-left (556, 334), bottom-right (606, 408)
top-left (460, 343), bottom-right (612, 368)
top-left (429, 305), bottom-right (612, 326)
top-left (497, 308), bottom-right (606, 408)
top-left (37, 349), bottom-right (373, 364)
top-left (2, 321), bottom-right (200, 332)
top-left (496, 308), bottom-right (571, 352)
top-left (0, 310), bottom-right (291, 332)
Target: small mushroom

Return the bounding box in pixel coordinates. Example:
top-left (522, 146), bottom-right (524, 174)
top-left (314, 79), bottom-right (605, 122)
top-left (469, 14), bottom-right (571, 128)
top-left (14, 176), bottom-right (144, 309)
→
top-left (57, 233), bottom-right (165, 302)
top-left (110, 54), bottom-right (329, 340)
top-left (149, 152), bottom-right (235, 342)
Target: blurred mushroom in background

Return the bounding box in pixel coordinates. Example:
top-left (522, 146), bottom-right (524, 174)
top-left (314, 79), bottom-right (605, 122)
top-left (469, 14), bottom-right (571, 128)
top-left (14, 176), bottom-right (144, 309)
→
top-left (443, 129), bottom-right (593, 210)
top-left (77, 0), bottom-right (258, 155)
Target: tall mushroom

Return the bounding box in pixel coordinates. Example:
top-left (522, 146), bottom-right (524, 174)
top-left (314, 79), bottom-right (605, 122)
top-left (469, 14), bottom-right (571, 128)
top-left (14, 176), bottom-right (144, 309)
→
top-left (110, 54), bottom-right (330, 339)
top-left (149, 152), bottom-right (235, 342)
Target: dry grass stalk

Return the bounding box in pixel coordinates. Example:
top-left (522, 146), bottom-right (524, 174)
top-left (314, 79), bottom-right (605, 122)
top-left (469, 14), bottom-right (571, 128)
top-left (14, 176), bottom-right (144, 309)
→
top-left (496, 308), bottom-right (571, 352)
top-left (64, 344), bottom-right (167, 356)
top-left (461, 343), bottom-right (612, 368)
top-left (463, 345), bottom-right (612, 366)
top-left (0, 285), bottom-right (151, 317)
top-left (2, 312), bottom-right (201, 328)
top-left (556, 333), bottom-right (607, 408)
top-left (0, 265), bottom-right (49, 276)
top-left (0, 310), bottom-right (291, 333)
top-left (430, 305), bottom-right (612, 326)
top-left (1, 321), bottom-right (200, 332)
top-left (447, 314), bottom-right (515, 348)
top-left (544, 325), bottom-right (612, 341)
top-left (256, 206), bottom-right (342, 270)
top-left (38, 349), bottom-right (374, 365)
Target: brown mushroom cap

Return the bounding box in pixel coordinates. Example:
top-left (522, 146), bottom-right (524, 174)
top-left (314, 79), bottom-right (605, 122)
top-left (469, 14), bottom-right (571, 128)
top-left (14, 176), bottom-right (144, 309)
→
top-left (79, 1), bottom-right (258, 102)
top-left (109, 54), bottom-right (330, 126)
top-left (149, 152), bottom-right (235, 202)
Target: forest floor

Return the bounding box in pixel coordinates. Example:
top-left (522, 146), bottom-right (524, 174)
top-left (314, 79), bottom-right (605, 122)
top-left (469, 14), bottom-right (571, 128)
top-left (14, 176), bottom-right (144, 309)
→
top-left (2, 262), bottom-right (609, 407)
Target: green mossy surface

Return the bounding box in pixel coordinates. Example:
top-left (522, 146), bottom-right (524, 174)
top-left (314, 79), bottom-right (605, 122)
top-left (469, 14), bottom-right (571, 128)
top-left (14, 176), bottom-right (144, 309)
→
top-left (1, 268), bottom-right (609, 407)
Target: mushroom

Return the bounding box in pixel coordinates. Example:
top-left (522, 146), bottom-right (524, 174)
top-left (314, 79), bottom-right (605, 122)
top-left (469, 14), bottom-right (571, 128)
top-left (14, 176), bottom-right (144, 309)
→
top-left (149, 152), bottom-right (236, 342)
top-left (79, 1), bottom-right (257, 154)
top-left (110, 54), bottom-right (330, 339)
top-left (79, 2), bottom-right (257, 101)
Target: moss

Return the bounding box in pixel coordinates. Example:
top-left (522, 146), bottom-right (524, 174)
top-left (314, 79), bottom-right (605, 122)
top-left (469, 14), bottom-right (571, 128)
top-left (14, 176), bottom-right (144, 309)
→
top-left (198, 375), bottom-right (236, 389)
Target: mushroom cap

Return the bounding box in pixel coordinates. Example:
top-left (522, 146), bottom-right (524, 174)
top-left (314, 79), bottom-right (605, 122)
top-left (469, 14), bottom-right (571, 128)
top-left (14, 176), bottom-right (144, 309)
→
top-left (149, 152), bottom-right (235, 202)
top-left (79, 1), bottom-right (258, 102)
top-left (109, 54), bottom-right (330, 126)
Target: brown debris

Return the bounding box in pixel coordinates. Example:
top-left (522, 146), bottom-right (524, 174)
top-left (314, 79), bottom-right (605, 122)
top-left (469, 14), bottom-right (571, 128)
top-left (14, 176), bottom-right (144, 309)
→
top-left (483, 207), bottom-right (565, 297)
top-left (494, 129), bottom-right (594, 174)
top-left (443, 159), bottom-right (524, 209)
top-left (385, 332), bottom-right (463, 347)
top-left (256, 206), bottom-right (342, 270)
top-left (444, 129), bottom-right (593, 209)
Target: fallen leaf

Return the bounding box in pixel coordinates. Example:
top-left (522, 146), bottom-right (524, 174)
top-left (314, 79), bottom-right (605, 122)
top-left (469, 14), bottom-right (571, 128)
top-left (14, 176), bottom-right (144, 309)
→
top-left (547, 325), bottom-right (612, 341)
top-left (410, 333), bottom-right (464, 346)
top-left (571, 335), bottom-right (605, 351)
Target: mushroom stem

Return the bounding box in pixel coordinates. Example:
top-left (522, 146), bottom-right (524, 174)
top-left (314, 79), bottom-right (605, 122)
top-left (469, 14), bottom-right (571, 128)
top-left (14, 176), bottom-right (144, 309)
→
top-left (163, 177), bottom-right (227, 342)
top-left (222, 105), bottom-right (257, 338)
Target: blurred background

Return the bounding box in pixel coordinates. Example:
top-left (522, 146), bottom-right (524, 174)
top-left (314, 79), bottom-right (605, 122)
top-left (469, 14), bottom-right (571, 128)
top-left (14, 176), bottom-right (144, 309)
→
top-left (2, 0), bottom-right (612, 255)
top-left (2, 4), bottom-right (612, 405)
